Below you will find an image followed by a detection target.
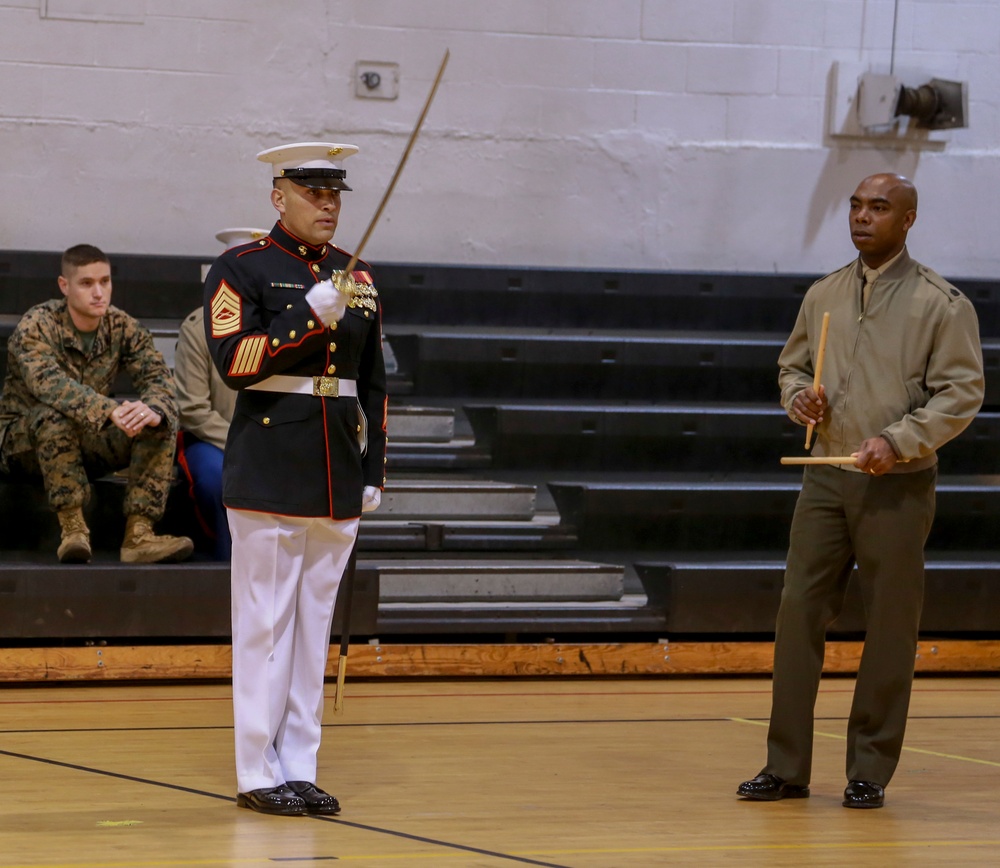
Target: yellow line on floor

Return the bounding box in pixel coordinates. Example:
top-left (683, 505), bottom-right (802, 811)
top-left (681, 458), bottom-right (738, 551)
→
top-left (730, 717), bottom-right (1000, 767)
top-left (895, 744), bottom-right (1000, 767)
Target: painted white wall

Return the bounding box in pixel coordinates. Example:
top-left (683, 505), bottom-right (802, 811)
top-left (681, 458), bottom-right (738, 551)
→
top-left (1, 0), bottom-right (997, 276)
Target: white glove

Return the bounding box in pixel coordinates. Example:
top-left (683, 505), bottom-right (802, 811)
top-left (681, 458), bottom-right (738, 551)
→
top-left (305, 278), bottom-right (348, 326)
top-left (362, 485), bottom-right (381, 512)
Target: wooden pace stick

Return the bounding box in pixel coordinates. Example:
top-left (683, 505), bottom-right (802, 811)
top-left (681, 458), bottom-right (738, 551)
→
top-left (803, 311), bottom-right (831, 450)
top-left (781, 456), bottom-right (858, 465)
top-left (781, 456), bottom-right (910, 466)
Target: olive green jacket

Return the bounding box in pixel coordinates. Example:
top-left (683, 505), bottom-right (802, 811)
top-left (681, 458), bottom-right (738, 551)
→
top-left (779, 250), bottom-right (984, 472)
top-left (174, 307), bottom-right (235, 451)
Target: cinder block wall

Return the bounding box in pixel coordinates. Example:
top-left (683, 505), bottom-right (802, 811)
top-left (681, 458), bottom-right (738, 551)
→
top-left (0, 0), bottom-right (997, 276)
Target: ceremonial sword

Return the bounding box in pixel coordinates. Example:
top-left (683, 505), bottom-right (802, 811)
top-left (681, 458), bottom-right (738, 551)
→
top-left (333, 48), bottom-right (450, 715)
top-left (331, 48), bottom-right (451, 297)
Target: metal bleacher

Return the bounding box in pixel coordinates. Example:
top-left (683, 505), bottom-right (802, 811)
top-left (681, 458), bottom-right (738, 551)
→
top-left (2, 251), bottom-right (1000, 650)
top-left (379, 261), bottom-right (1000, 640)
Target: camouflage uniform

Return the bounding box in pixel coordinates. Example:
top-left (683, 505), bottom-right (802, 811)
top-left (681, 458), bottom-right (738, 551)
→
top-left (0, 298), bottom-right (179, 519)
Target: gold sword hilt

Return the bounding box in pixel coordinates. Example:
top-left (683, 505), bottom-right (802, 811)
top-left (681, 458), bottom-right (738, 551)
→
top-left (331, 270), bottom-right (359, 301)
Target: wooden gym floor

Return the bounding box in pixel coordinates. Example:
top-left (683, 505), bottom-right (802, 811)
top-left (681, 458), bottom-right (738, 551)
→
top-left (2, 675), bottom-right (999, 868)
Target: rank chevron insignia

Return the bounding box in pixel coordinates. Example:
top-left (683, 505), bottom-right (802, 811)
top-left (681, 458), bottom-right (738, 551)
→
top-left (210, 281), bottom-right (242, 337)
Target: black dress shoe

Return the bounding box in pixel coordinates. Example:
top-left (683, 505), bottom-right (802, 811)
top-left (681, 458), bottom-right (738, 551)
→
top-left (737, 773), bottom-right (810, 801)
top-left (286, 780), bottom-right (341, 815)
top-left (236, 785), bottom-right (307, 815)
top-left (843, 780), bottom-right (884, 809)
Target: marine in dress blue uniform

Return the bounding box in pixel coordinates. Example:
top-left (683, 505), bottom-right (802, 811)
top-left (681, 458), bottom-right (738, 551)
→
top-left (203, 142), bottom-right (387, 816)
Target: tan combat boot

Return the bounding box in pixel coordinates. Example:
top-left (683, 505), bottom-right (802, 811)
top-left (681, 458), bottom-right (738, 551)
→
top-left (57, 507), bottom-right (92, 563)
top-left (120, 515), bottom-right (194, 564)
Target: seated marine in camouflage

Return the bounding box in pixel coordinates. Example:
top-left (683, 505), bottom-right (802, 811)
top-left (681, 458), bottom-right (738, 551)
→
top-left (0, 244), bottom-right (193, 564)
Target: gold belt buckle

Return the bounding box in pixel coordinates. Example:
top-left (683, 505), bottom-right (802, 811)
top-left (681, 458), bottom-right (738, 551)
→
top-left (312, 376), bottom-right (339, 397)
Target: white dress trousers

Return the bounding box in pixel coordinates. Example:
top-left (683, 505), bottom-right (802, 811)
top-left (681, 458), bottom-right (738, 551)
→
top-left (228, 507), bottom-right (359, 793)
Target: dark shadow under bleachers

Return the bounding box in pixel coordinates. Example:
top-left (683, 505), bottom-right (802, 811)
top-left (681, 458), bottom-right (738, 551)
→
top-left (0, 559), bottom-right (379, 640)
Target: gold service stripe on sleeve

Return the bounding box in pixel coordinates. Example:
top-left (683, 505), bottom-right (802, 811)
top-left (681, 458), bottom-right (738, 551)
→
top-left (229, 335), bottom-right (267, 376)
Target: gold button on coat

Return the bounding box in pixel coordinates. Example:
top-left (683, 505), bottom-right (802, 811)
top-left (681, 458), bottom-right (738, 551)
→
top-left (329, 342), bottom-right (337, 351)
top-left (263, 417), bottom-right (270, 425)
top-left (289, 330), bottom-right (296, 339)
top-left (327, 365), bottom-right (336, 374)
top-left (307, 320), bottom-right (315, 329)
top-left (330, 322), bottom-right (338, 331)
top-left (271, 338), bottom-right (279, 347)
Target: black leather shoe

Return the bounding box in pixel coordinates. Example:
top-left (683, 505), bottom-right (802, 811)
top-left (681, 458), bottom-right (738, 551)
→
top-left (843, 780), bottom-right (884, 809)
top-left (236, 785), bottom-right (307, 815)
top-left (737, 773), bottom-right (810, 801)
top-left (286, 780), bottom-right (341, 815)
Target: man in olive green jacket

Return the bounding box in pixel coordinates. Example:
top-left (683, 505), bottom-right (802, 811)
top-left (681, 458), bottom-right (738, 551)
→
top-left (738, 174), bottom-right (984, 809)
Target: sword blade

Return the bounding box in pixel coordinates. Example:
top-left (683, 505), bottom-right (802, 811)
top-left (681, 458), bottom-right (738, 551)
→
top-left (343, 49), bottom-right (450, 275)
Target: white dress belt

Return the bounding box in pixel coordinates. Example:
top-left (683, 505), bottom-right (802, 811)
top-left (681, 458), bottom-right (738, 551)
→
top-left (245, 374), bottom-right (358, 398)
